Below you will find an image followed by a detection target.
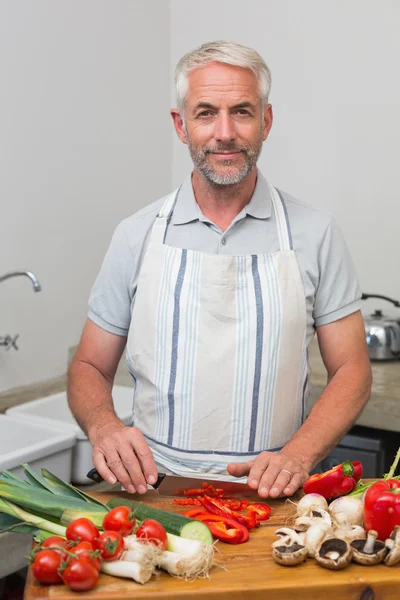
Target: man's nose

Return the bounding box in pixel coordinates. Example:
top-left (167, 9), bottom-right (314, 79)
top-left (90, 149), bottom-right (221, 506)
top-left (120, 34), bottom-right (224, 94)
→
top-left (214, 112), bottom-right (237, 142)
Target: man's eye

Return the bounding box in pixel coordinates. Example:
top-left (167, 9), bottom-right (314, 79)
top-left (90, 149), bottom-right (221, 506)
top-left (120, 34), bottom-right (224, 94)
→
top-left (236, 109), bottom-right (250, 115)
top-left (198, 111), bottom-right (212, 117)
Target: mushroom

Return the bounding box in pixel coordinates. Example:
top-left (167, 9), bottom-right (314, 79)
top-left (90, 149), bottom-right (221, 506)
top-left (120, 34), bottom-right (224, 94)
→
top-left (304, 521), bottom-right (332, 558)
top-left (350, 530), bottom-right (386, 565)
top-left (272, 528), bottom-right (304, 548)
top-left (294, 509), bottom-right (332, 532)
top-left (384, 526), bottom-right (400, 566)
top-left (272, 529), bottom-right (308, 566)
top-left (333, 525), bottom-right (366, 543)
top-left (315, 538), bottom-right (352, 570)
top-left (272, 542), bottom-right (308, 566)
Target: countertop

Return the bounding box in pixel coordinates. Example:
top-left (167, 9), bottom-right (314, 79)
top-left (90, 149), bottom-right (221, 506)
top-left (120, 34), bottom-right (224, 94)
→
top-left (306, 339), bottom-right (400, 432)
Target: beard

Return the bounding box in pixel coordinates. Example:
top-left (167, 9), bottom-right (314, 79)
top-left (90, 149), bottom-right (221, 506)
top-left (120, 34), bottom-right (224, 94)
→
top-left (186, 131), bottom-right (263, 186)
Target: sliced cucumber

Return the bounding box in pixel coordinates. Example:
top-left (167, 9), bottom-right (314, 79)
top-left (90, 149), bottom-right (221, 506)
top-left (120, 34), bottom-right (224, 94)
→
top-left (107, 498), bottom-right (213, 544)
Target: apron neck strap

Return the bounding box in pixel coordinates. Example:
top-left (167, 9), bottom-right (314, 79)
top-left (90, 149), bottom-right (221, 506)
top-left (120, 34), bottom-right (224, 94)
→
top-left (268, 184), bottom-right (293, 252)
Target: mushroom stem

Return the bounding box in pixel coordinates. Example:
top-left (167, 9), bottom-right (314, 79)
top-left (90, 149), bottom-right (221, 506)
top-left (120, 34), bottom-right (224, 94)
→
top-left (363, 530), bottom-right (378, 554)
top-left (325, 551), bottom-right (340, 560)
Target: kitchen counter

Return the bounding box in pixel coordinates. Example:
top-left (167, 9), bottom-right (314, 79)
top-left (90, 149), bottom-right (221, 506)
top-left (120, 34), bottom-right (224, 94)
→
top-left (307, 338), bottom-right (400, 432)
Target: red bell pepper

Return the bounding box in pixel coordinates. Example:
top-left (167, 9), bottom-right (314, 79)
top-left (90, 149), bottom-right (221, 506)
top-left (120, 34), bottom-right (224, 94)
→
top-left (364, 479), bottom-right (400, 541)
top-left (247, 502), bottom-right (272, 522)
top-left (192, 513), bottom-right (249, 544)
top-left (303, 461), bottom-right (363, 499)
top-left (200, 495), bottom-right (257, 530)
top-left (173, 497), bottom-right (202, 506)
top-left (183, 508), bottom-right (208, 518)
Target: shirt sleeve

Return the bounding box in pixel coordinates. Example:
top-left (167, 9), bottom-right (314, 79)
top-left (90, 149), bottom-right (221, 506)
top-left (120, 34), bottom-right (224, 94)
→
top-left (88, 222), bottom-right (134, 336)
top-left (313, 217), bottom-right (362, 327)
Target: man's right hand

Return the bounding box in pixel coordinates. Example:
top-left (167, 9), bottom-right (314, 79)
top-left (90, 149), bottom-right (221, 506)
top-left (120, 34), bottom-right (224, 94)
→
top-left (90, 422), bottom-right (158, 494)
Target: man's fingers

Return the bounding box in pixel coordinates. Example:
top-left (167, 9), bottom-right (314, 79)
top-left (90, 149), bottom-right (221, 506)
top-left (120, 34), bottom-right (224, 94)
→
top-left (267, 469), bottom-right (293, 498)
top-left (227, 461), bottom-right (253, 480)
top-left (118, 444), bottom-right (147, 493)
top-left (93, 450), bottom-right (117, 485)
top-left (282, 472), bottom-right (303, 496)
top-left (130, 428), bottom-right (158, 486)
top-left (106, 451), bottom-right (137, 493)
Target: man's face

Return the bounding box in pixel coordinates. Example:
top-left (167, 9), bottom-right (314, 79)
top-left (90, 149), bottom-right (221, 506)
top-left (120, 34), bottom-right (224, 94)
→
top-left (175, 63), bottom-right (272, 186)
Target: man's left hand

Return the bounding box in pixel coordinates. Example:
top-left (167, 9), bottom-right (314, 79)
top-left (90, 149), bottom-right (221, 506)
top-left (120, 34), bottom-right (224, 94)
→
top-left (227, 451), bottom-right (309, 498)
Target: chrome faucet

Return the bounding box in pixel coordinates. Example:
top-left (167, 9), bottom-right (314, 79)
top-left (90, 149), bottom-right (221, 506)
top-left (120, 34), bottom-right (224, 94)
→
top-left (0, 270), bottom-right (42, 292)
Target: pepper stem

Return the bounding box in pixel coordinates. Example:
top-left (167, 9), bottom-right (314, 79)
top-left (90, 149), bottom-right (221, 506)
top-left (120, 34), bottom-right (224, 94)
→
top-left (341, 461), bottom-right (354, 477)
top-left (385, 447), bottom-right (400, 480)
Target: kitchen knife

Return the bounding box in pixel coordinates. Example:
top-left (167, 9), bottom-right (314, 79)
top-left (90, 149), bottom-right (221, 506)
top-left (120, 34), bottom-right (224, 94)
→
top-left (86, 468), bottom-right (257, 497)
top-left (87, 468), bottom-right (258, 498)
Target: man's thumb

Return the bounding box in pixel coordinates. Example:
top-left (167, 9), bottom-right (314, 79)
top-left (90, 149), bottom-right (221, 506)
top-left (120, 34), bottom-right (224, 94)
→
top-left (227, 462), bottom-right (250, 477)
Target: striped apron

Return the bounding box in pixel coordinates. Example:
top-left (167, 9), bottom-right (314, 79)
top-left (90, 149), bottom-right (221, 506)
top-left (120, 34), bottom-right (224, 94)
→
top-left (126, 183), bottom-right (308, 480)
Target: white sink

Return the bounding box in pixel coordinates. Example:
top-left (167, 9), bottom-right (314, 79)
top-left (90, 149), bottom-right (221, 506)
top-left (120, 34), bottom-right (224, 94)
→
top-left (6, 385), bottom-right (134, 483)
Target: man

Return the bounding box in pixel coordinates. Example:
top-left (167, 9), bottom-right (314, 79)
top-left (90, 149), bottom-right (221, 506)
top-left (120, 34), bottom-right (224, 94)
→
top-left (68, 40), bottom-right (372, 499)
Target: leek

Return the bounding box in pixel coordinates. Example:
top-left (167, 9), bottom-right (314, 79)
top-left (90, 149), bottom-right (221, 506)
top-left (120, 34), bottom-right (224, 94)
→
top-left (0, 497), bottom-right (66, 536)
top-left (0, 481), bottom-right (107, 519)
top-left (0, 514), bottom-right (56, 541)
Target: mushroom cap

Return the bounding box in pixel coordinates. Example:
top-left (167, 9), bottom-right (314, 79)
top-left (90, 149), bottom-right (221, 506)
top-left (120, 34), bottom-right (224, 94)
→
top-left (272, 543), bottom-right (308, 566)
top-left (350, 538), bottom-right (386, 565)
top-left (315, 538), bottom-right (352, 570)
top-left (385, 527), bottom-right (400, 566)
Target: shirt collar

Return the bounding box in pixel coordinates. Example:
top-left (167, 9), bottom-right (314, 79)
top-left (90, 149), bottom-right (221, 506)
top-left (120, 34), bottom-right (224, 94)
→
top-left (171, 169), bottom-right (272, 225)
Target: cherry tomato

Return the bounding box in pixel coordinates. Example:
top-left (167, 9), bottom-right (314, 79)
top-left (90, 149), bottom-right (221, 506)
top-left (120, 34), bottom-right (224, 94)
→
top-left (61, 556), bottom-right (99, 592)
top-left (32, 549), bottom-right (63, 585)
top-left (136, 519), bottom-right (168, 550)
top-left (94, 530), bottom-right (125, 561)
top-left (40, 536), bottom-right (72, 558)
top-left (103, 505), bottom-right (136, 536)
top-left (40, 536), bottom-right (67, 549)
top-left (73, 540), bottom-right (101, 571)
top-left (66, 518), bottom-right (99, 545)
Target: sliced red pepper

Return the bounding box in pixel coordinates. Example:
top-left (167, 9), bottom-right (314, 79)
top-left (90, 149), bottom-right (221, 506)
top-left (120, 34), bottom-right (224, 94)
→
top-left (193, 513), bottom-right (249, 544)
top-left (183, 508), bottom-right (209, 518)
top-left (174, 483), bottom-right (225, 497)
top-left (200, 495), bottom-right (257, 530)
top-left (303, 461), bottom-right (363, 499)
top-left (173, 498), bottom-right (202, 506)
top-left (247, 502), bottom-right (271, 522)
top-left (221, 499), bottom-right (250, 511)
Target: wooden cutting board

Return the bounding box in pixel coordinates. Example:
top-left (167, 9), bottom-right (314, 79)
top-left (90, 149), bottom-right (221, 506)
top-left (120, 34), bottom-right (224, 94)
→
top-left (24, 489), bottom-right (400, 600)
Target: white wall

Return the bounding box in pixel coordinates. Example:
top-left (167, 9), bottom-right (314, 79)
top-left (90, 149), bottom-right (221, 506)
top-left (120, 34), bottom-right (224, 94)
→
top-left (170, 0), bottom-right (400, 314)
top-left (0, 1), bottom-right (171, 392)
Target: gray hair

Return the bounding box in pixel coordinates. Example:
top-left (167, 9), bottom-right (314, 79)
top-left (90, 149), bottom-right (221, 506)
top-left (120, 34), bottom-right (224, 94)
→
top-left (174, 40), bottom-right (272, 114)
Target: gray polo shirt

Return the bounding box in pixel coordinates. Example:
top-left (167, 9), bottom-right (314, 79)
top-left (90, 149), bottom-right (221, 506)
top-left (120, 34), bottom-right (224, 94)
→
top-left (88, 171), bottom-right (361, 347)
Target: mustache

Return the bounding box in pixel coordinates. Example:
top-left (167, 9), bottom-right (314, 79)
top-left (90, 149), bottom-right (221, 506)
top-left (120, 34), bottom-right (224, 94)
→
top-left (204, 144), bottom-right (249, 154)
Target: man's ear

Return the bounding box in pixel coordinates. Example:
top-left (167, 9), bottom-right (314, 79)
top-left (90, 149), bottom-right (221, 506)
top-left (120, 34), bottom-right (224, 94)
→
top-left (170, 109), bottom-right (187, 144)
top-left (262, 104), bottom-right (273, 141)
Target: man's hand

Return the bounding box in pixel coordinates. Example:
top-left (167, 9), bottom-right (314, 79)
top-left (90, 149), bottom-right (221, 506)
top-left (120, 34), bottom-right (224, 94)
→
top-left (227, 451), bottom-right (309, 498)
top-left (91, 422), bottom-right (158, 494)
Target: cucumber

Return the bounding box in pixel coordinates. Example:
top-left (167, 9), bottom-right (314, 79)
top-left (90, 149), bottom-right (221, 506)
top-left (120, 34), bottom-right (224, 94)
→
top-left (107, 497), bottom-right (213, 545)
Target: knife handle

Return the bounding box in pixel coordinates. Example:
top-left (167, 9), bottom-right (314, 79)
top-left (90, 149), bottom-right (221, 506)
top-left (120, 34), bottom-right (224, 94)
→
top-left (86, 468), bottom-right (166, 489)
top-left (86, 467), bottom-right (104, 483)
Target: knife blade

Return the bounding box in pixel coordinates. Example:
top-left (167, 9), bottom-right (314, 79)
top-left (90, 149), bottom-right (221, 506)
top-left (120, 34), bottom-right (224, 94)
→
top-left (86, 468), bottom-right (257, 497)
top-left (156, 474), bottom-right (258, 497)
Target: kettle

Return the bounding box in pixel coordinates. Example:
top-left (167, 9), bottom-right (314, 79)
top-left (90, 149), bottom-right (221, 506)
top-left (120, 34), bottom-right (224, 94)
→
top-left (361, 293), bottom-right (400, 361)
